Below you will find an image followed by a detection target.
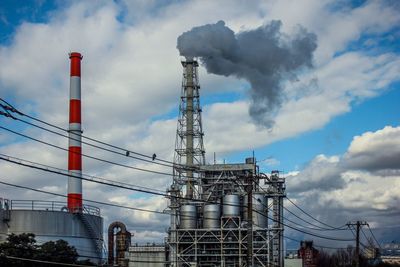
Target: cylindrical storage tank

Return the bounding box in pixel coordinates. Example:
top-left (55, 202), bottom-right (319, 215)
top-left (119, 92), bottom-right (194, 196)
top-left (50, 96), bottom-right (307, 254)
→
top-left (244, 193), bottom-right (268, 228)
top-left (223, 194), bottom-right (240, 217)
top-left (203, 204), bottom-right (220, 229)
top-left (0, 209), bottom-right (103, 263)
top-left (180, 204), bottom-right (197, 229)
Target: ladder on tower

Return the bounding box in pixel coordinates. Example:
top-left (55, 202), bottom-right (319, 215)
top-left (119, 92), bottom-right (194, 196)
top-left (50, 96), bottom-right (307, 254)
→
top-left (75, 211), bottom-right (105, 262)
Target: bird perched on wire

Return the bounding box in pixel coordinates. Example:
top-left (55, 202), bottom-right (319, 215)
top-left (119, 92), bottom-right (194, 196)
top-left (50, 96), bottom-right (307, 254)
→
top-left (152, 153), bottom-right (157, 161)
top-left (126, 151), bottom-right (130, 156)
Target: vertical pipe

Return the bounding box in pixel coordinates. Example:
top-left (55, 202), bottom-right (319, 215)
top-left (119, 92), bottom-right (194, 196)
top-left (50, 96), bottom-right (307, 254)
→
top-left (68, 52), bottom-right (83, 213)
top-left (356, 221), bottom-right (360, 267)
top-left (246, 175), bottom-right (253, 267)
top-left (185, 59), bottom-right (194, 198)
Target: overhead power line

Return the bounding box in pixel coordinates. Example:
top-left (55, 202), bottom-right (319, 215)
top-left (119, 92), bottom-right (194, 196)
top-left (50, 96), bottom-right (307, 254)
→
top-left (285, 196), bottom-right (346, 230)
top-left (0, 126), bottom-right (178, 178)
top-left (284, 235), bottom-right (351, 250)
top-left (283, 206), bottom-right (348, 231)
top-left (0, 98), bottom-right (191, 169)
top-left (367, 224), bottom-right (382, 250)
top-left (0, 173), bottom-right (354, 242)
top-left (233, 174), bottom-right (349, 234)
top-left (254, 180), bottom-right (347, 231)
top-left (233, 178), bottom-right (348, 233)
top-left (1, 98), bottom-right (352, 234)
top-left (0, 153), bottom-right (167, 196)
top-left (0, 179), bottom-right (166, 216)
top-left (250, 195), bottom-right (354, 241)
top-left (3, 255), bottom-right (94, 267)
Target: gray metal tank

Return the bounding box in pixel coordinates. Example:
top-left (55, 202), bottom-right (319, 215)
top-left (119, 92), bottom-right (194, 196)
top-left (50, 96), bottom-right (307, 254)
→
top-left (243, 193), bottom-right (268, 228)
top-left (223, 194), bottom-right (240, 216)
top-left (203, 204), bottom-right (220, 229)
top-left (180, 204), bottom-right (197, 229)
top-left (0, 200), bottom-right (103, 263)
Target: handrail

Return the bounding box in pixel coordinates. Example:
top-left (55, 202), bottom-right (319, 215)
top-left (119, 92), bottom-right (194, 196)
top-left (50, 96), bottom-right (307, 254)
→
top-left (8, 200), bottom-right (100, 216)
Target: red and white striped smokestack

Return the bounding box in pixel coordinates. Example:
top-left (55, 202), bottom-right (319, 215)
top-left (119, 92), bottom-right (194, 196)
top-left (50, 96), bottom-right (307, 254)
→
top-left (68, 52), bottom-right (83, 213)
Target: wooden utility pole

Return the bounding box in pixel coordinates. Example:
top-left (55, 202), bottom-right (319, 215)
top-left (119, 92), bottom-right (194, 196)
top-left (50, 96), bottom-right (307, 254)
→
top-left (347, 221), bottom-right (368, 267)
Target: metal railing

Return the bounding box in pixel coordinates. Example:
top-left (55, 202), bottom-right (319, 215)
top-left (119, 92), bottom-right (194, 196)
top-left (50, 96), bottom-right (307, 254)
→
top-left (8, 200), bottom-right (100, 216)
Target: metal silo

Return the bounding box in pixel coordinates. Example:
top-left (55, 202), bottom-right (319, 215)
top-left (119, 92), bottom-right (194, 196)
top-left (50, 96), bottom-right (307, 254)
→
top-left (180, 204), bottom-right (197, 229)
top-left (244, 193), bottom-right (268, 228)
top-left (223, 194), bottom-right (240, 217)
top-left (203, 204), bottom-right (220, 229)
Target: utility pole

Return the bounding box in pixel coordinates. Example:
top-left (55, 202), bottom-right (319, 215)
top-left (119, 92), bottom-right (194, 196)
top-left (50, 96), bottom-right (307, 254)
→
top-left (347, 221), bottom-right (368, 267)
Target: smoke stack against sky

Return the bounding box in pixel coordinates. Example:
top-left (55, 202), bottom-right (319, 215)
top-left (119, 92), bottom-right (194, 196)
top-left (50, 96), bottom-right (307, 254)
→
top-left (177, 20), bottom-right (317, 127)
top-left (68, 52), bottom-right (83, 213)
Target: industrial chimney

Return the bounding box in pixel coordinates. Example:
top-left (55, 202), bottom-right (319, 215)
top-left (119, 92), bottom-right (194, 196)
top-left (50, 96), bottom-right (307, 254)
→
top-left (68, 52), bottom-right (83, 213)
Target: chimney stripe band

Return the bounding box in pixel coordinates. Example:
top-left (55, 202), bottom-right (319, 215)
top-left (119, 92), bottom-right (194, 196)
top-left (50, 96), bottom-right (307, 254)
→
top-left (69, 100), bottom-right (81, 124)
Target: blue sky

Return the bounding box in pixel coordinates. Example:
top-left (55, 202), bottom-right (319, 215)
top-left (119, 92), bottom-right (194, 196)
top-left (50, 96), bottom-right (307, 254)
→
top-left (0, 0), bottom-right (400, 247)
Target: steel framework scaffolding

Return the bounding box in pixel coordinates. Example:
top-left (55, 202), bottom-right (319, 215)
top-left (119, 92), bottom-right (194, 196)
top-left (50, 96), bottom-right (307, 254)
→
top-left (166, 58), bottom-right (286, 267)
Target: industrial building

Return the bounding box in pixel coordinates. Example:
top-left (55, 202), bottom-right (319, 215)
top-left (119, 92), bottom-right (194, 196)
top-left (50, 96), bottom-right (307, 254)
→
top-left (163, 57), bottom-right (286, 267)
top-left (0, 53), bottom-right (104, 263)
top-left (297, 241), bottom-right (319, 267)
top-left (128, 244), bottom-right (166, 267)
top-left (381, 242), bottom-right (400, 264)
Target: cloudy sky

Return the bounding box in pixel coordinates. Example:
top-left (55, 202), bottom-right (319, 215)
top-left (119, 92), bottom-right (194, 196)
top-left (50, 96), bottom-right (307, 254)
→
top-left (0, 0), bottom-right (399, 251)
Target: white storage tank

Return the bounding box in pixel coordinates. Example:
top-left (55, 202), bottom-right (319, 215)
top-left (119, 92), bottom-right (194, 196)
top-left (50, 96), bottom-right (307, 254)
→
top-left (0, 199), bottom-right (103, 263)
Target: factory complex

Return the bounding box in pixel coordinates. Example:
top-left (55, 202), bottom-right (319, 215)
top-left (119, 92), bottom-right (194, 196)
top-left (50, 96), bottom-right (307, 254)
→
top-left (0, 52), bottom-right (289, 267)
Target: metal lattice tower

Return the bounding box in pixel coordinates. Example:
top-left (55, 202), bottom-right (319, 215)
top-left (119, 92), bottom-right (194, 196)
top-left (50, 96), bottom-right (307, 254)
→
top-left (173, 57), bottom-right (205, 198)
top-left (269, 171), bottom-right (285, 267)
top-left (167, 57), bottom-right (205, 267)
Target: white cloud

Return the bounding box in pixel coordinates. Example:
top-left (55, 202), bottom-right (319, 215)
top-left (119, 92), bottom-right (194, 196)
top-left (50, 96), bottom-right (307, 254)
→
top-left (0, 0), bottom-right (399, 244)
top-left (286, 125), bottom-right (400, 241)
top-left (344, 126), bottom-right (400, 171)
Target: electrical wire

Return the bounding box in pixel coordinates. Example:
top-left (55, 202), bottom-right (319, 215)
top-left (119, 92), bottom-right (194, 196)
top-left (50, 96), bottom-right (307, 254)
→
top-left (367, 224), bottom-right (382, 249)
top-left (0, 154), bottom-right (355, 244)
top-left (229, 178), bottom-right (354, 241)
top-left (232, 177), bottom-right (344, 235)
top-left (260, 204), bottom-right (354, 241)
top-left (4, 254), bottom-right (173, 266)
top-left (285, 196), bottom-right (347, 230)
top-left (0, 153), bottom-right (169, 197)
top-left (3, 255), bottom-right (95, 267)
top-left (0, 179), bottom-right (166, 216)
top-left (283, 206), bottom-right (348, 231)
top-left (245, 178), bottom-right (348, 232)
top-left (254, 177), bottom-right (348, 231)
top-left (1, 98), bottom-right (351, 236)
top-left (0, 174), bottom-right (354, 242)
top-left (0, 126), bottom-right (179, 178)
top-left (0, 152), bottom-right (165, 194)
top-left (360, 227), bottom-right (370, 245)
top-left (348, 225), bottom-right (367, 249)
top-left (284, 235), bottom-right (350, 250)
top-left (0, 98), bottom-right (189, 169)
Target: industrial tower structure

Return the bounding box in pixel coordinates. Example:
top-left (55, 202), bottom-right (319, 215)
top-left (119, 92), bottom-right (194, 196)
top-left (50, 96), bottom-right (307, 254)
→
top-left (173, 57), bottom-right (205, 199)
top-left (166, 57), bottom-right (286, 267)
